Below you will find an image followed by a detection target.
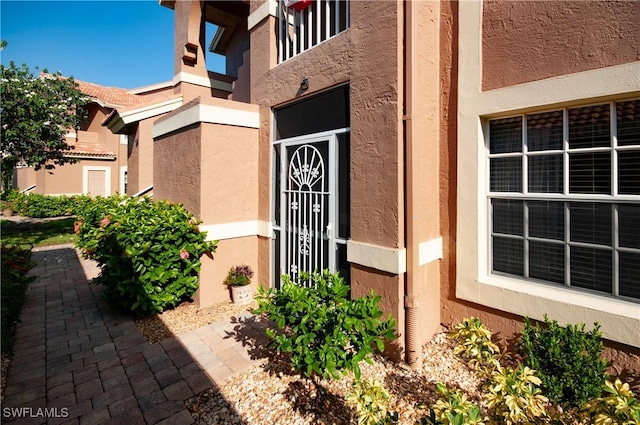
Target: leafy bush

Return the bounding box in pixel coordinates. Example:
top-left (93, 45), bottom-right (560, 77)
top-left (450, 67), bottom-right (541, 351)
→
top-left (519, 315), bottom-right (609, 407)
top-left (484, 364), bottom-right (548, 424)
top-left (421, 382), bottom-right (487, 425)
top-left (447, 317), bottom-right (502, 376)
top-left (345, 379), bottom-right (398, 425)
top-left (581, 378), bottom-right (640, 425)
top-left (255, 270), bottom-right (396, 380)
top-left (75, 196), bottom-right (217, 314)
top-left (6, 191), bottom-right (92, 218)
top-left (1, 245), bottom-right (36, 353)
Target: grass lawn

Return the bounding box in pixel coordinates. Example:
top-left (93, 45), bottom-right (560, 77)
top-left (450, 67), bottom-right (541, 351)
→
top-left (0, 217), bottom-right (76, 248)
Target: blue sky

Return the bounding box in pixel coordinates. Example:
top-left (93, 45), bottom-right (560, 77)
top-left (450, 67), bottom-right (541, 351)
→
top-left (1, 1), bottom-right (224, 89)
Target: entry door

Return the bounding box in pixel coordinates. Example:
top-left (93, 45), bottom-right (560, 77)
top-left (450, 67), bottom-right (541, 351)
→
top-left (279, 134), bottom-right (338, 283)
top-left (87, 170), bottom-right (106, 197)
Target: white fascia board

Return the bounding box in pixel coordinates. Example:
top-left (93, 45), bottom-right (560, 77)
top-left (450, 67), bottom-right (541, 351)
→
top-left (153, 103), bottom-right (260, 138)
top-left (347, 240), bottom-right (407, 275)
top-left (200, 221), bottom-right (272, 241)
top-left (127, 80), bottom-right (173, 95)
top-left (248, 0), bottom-right (278, 31)
top-left (105, 117), bottom-right (126, 134)
top-left (120, 97), bottom-right (183, 125)
top-left (172, 72), bottom-right (234, 92)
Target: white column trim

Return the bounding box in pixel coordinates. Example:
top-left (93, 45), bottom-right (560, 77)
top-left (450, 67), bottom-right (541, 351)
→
top-left (153, 102), bottom-right (260, 138)
top-left (172, 72), bottom-right (234, 92)
top-left (248, 0), bottom-right (278, 31)
top-left (200, 220), bottom-right (272, 241)
top-left (347, 240), bottom-right (407, 275)
top-left (418, 236), bottom-right (443, 266)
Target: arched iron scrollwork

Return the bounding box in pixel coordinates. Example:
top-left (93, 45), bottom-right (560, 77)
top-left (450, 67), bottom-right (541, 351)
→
top-left (286, 144), bottom-right (327, 284)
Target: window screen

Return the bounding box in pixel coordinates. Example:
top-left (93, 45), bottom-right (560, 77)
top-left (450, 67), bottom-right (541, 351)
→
top-left (488, 100), bottom-right (640, 301)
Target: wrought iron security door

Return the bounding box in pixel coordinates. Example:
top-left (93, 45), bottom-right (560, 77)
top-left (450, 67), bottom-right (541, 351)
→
top-left (280, 135), bottom-right (336, 283)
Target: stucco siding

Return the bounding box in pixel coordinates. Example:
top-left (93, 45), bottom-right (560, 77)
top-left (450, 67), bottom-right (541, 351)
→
top-left (482, 0), bottom-right (640, 91)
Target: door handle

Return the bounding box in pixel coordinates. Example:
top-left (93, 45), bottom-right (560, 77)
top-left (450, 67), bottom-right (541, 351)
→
top-left (326, 223), bottom-right (332, 239)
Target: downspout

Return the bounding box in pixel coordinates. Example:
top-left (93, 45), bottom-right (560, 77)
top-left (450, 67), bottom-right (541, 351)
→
top-left (404, 0), bottom-right (422, 369)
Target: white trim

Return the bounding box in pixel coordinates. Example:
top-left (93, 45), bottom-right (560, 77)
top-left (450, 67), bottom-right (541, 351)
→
top-left (172, 72), bottom-right (234, 92)
top-left (419, 237), bottom-right (443, 266)
top-left (456, 0), bottom-right (640, 347)
top-left (127, 80), bottom-right (173, 95)
top-left (120, 97), bottom-right (183, 124)
top-left (200, 221), bottom-right (272, 241)
top-left (132, 185), bottom-right (153, 197)
top-left (347, 240), bottom-right (407, 275)
top-left (153, 102), bottom-right (260, 138)
top-left (119, 166), bottom-right (127, 195)
top-left (119, 135), bottom-right (127, 145)
top-left (82, 166), bottom-right (111, 196)
top-left (105, 97), bottom-right (183, 134)
top-left (248, 0), bottom-right (278, 31)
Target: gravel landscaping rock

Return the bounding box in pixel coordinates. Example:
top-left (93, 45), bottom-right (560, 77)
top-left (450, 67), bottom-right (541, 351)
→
top-left (136, 302), bottom-right (483, 424)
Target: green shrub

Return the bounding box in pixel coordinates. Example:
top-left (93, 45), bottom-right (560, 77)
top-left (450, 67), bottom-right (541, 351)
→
top-left (421, 382), bottom-right (487, 425)
top-left (447, 317), bottom-right (503, 377)
top-left (74, 196), bottom-right (217, 314)
top-left (255, 270), bottom-right (396, 380)
top-left (519, 315), bottom-right (609, 407)
top-left (1, 244), bottom-right (36, 353)
top-left (345, 379), bottom-right (398, 425)
top-left (484, 364), bottom-right (548, 424)
top-left (6, 191), bottom-right (92, 218)
top-left (580, 378), bottom-right (640, 425)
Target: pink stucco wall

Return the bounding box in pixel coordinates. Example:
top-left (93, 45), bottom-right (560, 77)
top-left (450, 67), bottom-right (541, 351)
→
top-left (440, 0), bottom-right (640, 387)
top-left (153, 95), bottom-right (262, 306)
top-left (482, 0), bottom-right (640, 91)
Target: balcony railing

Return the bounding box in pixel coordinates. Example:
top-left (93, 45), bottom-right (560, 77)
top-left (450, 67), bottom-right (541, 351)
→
top-left (278, 0), bottom-right (350, 63)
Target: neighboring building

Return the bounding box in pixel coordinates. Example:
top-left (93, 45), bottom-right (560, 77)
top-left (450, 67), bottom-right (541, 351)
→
top-left (103, 0), bottom-right (639, 375)
top-left (13, 80), bottom-right (141, 196)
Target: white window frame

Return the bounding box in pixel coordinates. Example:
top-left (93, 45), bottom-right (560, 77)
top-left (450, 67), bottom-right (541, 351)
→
top-left (82, 165), bottom-right (111, 197)
top-left (119, 166), bottom-right (128, 195)
top-left (457, 1), bottom-right (640, 347)
top-left (487, 101), bottom-right (640, 300)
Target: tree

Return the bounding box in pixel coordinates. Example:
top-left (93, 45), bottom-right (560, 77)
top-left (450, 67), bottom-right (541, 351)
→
top-left (1, 58), bottom-right (88, 190)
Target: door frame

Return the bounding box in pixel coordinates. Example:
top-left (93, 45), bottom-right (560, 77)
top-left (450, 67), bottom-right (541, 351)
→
top-left (272, 127), bottom-right (350, 287)
top-left (83, 165), bottom-right (111, 197)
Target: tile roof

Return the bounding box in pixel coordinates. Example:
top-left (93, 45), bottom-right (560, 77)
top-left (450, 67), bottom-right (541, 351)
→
top-left (74, 79), bottom-right (146, 108)
top-left (64, 138), bottom-right (115, 158)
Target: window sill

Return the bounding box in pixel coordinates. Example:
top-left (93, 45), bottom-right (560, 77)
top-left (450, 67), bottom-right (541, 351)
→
top-left (456, 273), bottom-right (640, 347)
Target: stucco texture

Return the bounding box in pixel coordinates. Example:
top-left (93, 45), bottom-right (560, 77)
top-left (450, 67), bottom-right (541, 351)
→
top-left (197, 237), bottom-right (260, 306)
top-left (153, 124), bottom-right (202, 218)
top-left (442, 0), bottom-right (640, 387)
top-left (482, 0), bottom-right (640, 91)
top-left (199, 122), bottom-right (259, 224)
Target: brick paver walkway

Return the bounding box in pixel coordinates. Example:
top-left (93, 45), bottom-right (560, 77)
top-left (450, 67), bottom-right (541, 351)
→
top-left (2, 244), bottom-right (270, 424)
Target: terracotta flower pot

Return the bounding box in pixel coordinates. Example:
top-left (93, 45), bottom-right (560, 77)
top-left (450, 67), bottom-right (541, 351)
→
top-left (231, 285), bottom-right (252, 305)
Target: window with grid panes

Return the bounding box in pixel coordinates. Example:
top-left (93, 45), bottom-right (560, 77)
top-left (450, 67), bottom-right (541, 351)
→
top-left (488, 99), bottom-right (640, 301)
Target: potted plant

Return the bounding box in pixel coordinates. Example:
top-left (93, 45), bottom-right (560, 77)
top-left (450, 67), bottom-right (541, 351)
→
top-left (1, 200), bottom-right (14, 217)
top-left (224, 264), bottom-right (254, 305)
